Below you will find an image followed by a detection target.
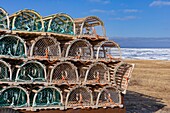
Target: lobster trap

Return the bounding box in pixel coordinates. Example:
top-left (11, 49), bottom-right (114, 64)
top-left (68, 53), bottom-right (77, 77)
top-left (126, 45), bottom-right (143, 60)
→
top-left (74, 16), bottom-right (106, 39)
top-left (15, 61), bottom-right (46, 83)
top-left (94, 86), bottom-right (122, 108)
top-left (0, 7), bottom-right (9, 29)
top-left (30, 36), bottom-right (61, 59)
top-left (107, 61), bottom-right (123, 86)
top-left (0, 60), bottom-right (12, 82)
top-left (43, 13), bottom-right (75, 35)
top-left (9, 9), bottom-right (44, 32)
top-left (31, 86), bottom-right (63, 110)
top-left (80, 62), bottom-right (110, 85)
top-left (0, 35), bottom-right (27, 58)
top-left (62, 39), bottom-right (93, 60)
top-left (114, 63), bottom-right (135, 94)
top-left (65, 86), bottom-right (93, 109)
top-left (0, 86), bottom-right (29, 108)
top-left (0, 7), bottom-right (134, 113)
top-left (94, 41), bottom-right (121, 61)
top-left (49, 62), bottom-right (79, 85)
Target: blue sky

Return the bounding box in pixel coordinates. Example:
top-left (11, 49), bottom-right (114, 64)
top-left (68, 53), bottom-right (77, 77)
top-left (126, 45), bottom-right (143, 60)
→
top-left (0, 0), bottom-right (170, 37)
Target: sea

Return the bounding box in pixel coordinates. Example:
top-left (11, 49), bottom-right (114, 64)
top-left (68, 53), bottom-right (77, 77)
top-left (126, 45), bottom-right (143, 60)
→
top-left (111, 37), bottom-right (170, 60)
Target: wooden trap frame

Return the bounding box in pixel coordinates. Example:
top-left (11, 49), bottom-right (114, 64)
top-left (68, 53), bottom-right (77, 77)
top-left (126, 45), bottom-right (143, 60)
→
top-left (74, 16), bottom-right (106, 40)
top-left (65, 86), bottom-right (93, 109)
top-left (94, 41), bottom-right (121, 61)
top-left (0, 35), bottom-right (27, 58)
top-left (80, 62), bottom-right (110, 85)
top-left (31, 86), bottom-right (64, 111)
top-left (30, 36), bottom-right (61, 60)
top-left (94, 86), bottom-right (122, 109)
top-left (114, 62), bottom-right (135, 94)
top-left (0, 60), bottom-right (12, 82)
top-left (62, 39), bottom-right (93, 60)
top-left (9, 9), bottom-right (44, 32)
top-left (49, 62), bottom-right (79, 85)
top-left (0, 86), bottom-right (29, 108)
top-left (15, 61), bottom-right (46, 84)
top-left (0, 7), bottom-right (9, 29)
top-left (43, 13), bottom-right (75, 35)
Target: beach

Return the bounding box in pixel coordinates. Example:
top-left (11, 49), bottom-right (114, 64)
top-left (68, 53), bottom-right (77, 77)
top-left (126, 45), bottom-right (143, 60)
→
top-left (125, 59), bottom-right (170, 113)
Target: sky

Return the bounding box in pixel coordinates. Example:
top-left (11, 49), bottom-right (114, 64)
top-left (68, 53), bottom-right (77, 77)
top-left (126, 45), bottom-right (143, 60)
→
top-left (0, 0), bottom-right (170, 38)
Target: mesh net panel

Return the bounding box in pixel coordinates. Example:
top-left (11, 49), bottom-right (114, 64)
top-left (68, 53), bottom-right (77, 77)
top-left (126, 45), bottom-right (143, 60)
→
top-left (48, 16), bottom-right (73, 35)
top-left (98, 87), bottom-right (119, 105)
top-left (0, 87), bottom-right (27, 107)
top-left (0, 61), bottom-right (10, 81)
top-left (86, 64), bottom-right (109, 84)
top-left (92, 91), bottom-right (98, 103)
top-left (0, 8), bottom-right (8, 29)
top-left (67, 87), bottom-right (91, 106)
top-left (98, 42), bottom-right (120, 59)
top-left (51, 63), bottom-right (77, 84)
top-left (12, 11), bottom-right (43, 31)
top-left (0, 36), bottom-right (26, 57)
top-left (34, 88), bottom-right (61, 106)
top-left (82, 25), bottom-right (103, 36)
top-left (68, 40), bottom-right (92, 59)
top-left (17, 62), bottom-right (45, 82)
top-left (32, 38), bottom-right (60, 57)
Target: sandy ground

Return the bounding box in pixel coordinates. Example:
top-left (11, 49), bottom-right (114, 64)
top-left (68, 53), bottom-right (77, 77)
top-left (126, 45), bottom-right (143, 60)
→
top-left (124, 59), bottom-right (170, 113)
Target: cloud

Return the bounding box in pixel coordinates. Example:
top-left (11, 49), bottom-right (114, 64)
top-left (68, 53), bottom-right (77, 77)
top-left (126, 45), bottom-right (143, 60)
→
top-left (88, 0), bottom-right (110, 4)
top-left (90, 9), bottom-right (106, 13)
top-left (123, 9), bottom-right (141, 13)
top-left (90, 9), bottom-right (115, 14)
top-left (90, 8), bottom-right (141, 14)
top-left (111, 16), bottom-right (137, 21)
top-left (150, 0), bottom-right (170, 7)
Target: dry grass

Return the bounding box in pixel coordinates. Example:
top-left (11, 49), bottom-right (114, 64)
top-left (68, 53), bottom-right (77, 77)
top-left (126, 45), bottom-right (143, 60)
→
top-left (126, 59), bottom-right (170, 108)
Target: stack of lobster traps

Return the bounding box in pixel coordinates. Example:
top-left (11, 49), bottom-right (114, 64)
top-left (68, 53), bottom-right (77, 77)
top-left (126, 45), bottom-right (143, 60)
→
top-left (0, 7), bottom-right (134, 112)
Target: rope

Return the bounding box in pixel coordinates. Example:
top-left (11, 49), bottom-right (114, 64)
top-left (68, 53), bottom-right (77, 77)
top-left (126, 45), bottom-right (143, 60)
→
top-left (34, 48), bottom-right (58, 63)
top-left (106, 54), bottom-right (121, 61)
top-left (61, 75), bottom-right (70, 86)
top-left (95, 72), bottom-right (100, 83)
top-left (78, 93), bottom-right (84, 109)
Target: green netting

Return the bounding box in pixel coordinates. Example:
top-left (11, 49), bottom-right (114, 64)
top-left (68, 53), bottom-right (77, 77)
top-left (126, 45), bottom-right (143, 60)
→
top-left (47, 16), bottom-right (74, 35)
top-left (33, 88), bottom-right (62, 107)
top-left (17, 62), bottom-right (45, 82)
top-left (12, 10), bottom-right (43, 31)
top-left (0, 61), bottom-right (10, 81)
top-left (0, 36), bottom-right (26, 57)
top-left (0, 87), bottom-right (27, 107)
top-left (44, 20), bottom-right (49, 32)
top-left (0, 8), bottom-right (8, 29)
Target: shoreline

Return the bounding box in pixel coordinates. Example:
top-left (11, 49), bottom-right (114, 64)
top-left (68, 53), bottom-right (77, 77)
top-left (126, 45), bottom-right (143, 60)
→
top-left (124, 58), bottom-right (170, 61)
top-left (120, 48), bottom-right (170, 61)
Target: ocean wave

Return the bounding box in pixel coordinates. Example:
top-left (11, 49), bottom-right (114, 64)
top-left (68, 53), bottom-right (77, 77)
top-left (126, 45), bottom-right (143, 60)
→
top-left (119, 48), bottom-right (170, 60)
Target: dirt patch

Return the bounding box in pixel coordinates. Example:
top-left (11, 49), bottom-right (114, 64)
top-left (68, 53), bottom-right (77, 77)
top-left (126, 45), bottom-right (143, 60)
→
top-left (125, 60), bottom-right (170, 113)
